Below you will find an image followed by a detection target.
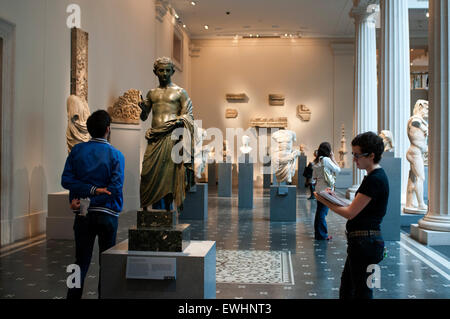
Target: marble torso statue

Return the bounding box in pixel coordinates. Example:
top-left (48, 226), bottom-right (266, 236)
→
top-left (66, 95), bottom-right (91, 153)
top-left (194, 127), bottom-right (210, 179)
top-left (406, 99), bottom-right (429, 210)
top-left (271, 130), bottom-right (301, 183)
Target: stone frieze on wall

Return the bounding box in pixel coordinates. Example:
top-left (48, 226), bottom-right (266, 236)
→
top-left (108, 89), bottom-right (142, 124)
top-left (71, 27), bottom-right (88, 102)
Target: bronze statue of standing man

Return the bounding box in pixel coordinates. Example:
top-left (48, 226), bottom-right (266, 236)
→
top-left (139, 57), bottom-right (195, 211)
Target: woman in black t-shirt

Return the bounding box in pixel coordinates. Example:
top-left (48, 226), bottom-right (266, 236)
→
top-left (315, 132), bottom-right (389, 299)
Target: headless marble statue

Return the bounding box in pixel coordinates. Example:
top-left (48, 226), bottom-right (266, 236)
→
top-left (406, 99), bottom-right (428, 211)
top-left (380, 130), bottom-right (394, 153)
top-left (66, 95), bottom-right (91, 153)
top-left (194, 127), bottom-right (211, 179)
top-left (271, 130), bottom-right (301, 184)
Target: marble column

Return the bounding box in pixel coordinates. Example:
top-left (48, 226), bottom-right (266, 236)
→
top-left (378, 0), bottom-right (411, 203)
top-left (417, 0), bottom-right (450, 234)
top-left (347, 2), bottom-right (378, 199)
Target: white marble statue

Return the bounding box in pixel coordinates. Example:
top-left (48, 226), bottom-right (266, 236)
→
top-left (239, 135), bottom-right (252, 154)
top-left (271, 130), bottom-right (301, 184)
top-left (193, 127), bottom-right (210, 179)
top-left (222, 140), bottom-right (230, 161)
top-left (406, 99), bottom-right (429, 211)
top-left (66, 95), bottom-right (91, 153)
top-left (379, 130), bottom-right (395, 152)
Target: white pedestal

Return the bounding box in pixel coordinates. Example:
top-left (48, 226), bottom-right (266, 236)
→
top-left (410, 224), bottom-right (450, 246)
top-left (110, 123), bottom-right (141, 212)
top-left (46, 191), bottom-right (74, 240)
top-left (100, 240), bottom-right (216, 299)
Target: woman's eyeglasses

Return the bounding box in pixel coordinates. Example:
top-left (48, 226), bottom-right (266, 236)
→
top-left (352, 152), bottom-right (369, 159)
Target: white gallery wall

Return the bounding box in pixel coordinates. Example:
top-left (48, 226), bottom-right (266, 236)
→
top-left (190, 38), bottom-right (354, 181)
top-left (0, 0), bottom-right (193, 245)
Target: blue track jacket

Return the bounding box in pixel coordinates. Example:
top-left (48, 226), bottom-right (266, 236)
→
top-left (61, 138), bottom-right (125, 217)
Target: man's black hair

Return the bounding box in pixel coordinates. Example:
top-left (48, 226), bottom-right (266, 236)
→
top-left (87, 110), bottom-right (111, 138)
top-left (351, 131), bottom-right (384, 164)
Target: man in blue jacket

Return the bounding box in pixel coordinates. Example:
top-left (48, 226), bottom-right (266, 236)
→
top-left (62, 110), bottom-right (125, 299)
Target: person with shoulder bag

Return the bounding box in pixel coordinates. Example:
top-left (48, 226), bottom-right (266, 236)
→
top-left (314, 132), bottom-right (389, 299)
top-left (312, 142), bottom-right (341, 240)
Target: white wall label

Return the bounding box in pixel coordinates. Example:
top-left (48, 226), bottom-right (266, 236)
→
top-left (126, 256), bottom-right (176, 280)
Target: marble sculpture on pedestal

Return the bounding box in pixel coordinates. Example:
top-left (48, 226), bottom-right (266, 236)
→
top-left (406, 99), bottom-right (429, 211)
top-left (380, 130), bottom-right (395, 153)
top-left (271, 130), bottom-right (301, 184)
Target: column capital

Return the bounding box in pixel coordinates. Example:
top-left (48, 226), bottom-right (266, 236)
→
top-left (155, 0), bottom-right (169, 23)
top-left (350, 0), bottom-right (380, 23)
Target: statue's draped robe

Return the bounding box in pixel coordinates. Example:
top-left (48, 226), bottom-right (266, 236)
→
top-left (140, 97), bottom-right (195, 208)
top-left (66, 95), bottom-right (91, 153)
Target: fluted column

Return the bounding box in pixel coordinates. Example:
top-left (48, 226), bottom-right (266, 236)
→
top-left (418, 0), bottom-right (450, 232)
top-left (379, 0), bottom-right (411, 202)
top-left (347, 2), bottom-right (378, 199)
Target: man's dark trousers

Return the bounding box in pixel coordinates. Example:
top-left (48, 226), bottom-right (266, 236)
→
top-left (67, 212), bottom-right (118, 299)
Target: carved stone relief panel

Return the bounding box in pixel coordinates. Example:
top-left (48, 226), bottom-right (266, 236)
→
top-left (108, 89), bottom-right (142, 124)
top-left (297, 104), bottom-right (311, 121)
top-left (269, 94), bottom-right (285, 106)
top-left (71, 27), bottom-right (88, 102)
top-left (226, 93), bottom-right (248, 102)
top-left (225, 108), bottom-right (238, 118)
top-left (250, 117), bottom-right (288, 128)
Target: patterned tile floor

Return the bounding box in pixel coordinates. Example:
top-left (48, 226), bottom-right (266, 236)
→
top-left (0, 186), bottom-right (449, 299)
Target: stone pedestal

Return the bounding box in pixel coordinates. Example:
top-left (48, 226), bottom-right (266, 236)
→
top-left (297, 155), bottom-right (307, 193)
top-left (263, 155), bottom-right (271, 188)
top-left (128, 209), bottom-right (190, 252)
top-left (101, 240), bottom-right (216, 299)
top-left (238, 154), bottom-right (253, 208)
top-left (180, 183), bottom-right (208, 221)
top-left (46, 191), bottom-right (74, 240)
top-left (218, 162), bottom-right (232, 197)
top-left (110, 123), bottom-right (141, 212)
top-left (380, 156), bottom-right (401, 241)
top-left (207, 162), bottom-right (217, 188)
top-left (270, 185), bottom-right (297, 222)
top-left (335, 168), bottom-right (353, 189)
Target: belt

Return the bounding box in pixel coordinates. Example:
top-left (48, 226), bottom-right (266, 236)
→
top-left (346, 230), bottom-right (381, 238)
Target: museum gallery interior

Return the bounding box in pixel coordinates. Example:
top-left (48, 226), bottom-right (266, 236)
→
top-left (0, 0), bottom-right (449, 300)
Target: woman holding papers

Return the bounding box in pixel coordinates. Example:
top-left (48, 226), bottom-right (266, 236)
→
top-left (315, 132), bottom-right (389, 299)
top-left (312, 142), bottom-right (341, 240)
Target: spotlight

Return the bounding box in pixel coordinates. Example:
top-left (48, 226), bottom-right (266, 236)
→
top-left (183, 24), bottom-right (186, 28)
top-left (191, 1), bottom-right (196, 6)
top-left (204, 25), bottom-right (209, 30)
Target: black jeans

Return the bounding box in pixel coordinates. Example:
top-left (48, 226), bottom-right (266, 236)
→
top-left (339, 235), bottom-right (385, 299)
top-left (67, 212), bottom-right (118, 299)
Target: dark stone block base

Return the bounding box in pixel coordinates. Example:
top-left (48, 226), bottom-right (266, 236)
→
top-left (137, 209), bottom-right (176, 228)
top-left (128, 224), bottom-right (191, 252)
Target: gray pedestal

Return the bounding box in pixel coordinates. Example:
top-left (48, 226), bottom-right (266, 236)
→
top-left (297, 155), bottom-right (307, 193)
top-left (380, 156), bottom-right (401, 241)
top-left (218, 162), bottom-right (232, 197)
top-left (207, 162), bottom-right (217, 188)
top-left (270, 185), bottom-right (297, 222)
top-left (46, 191), bottom-right (74, 240)
top-left (101, 240), bottom-right (216, 299)
top-left (335, 168), bottom-right (352, 189)
top-left (180, 183), bottom-right (208, 221)
top-left (238, 154), bottom-right (253, 208)
top-left (263, 155), bottom-right (271, 188)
